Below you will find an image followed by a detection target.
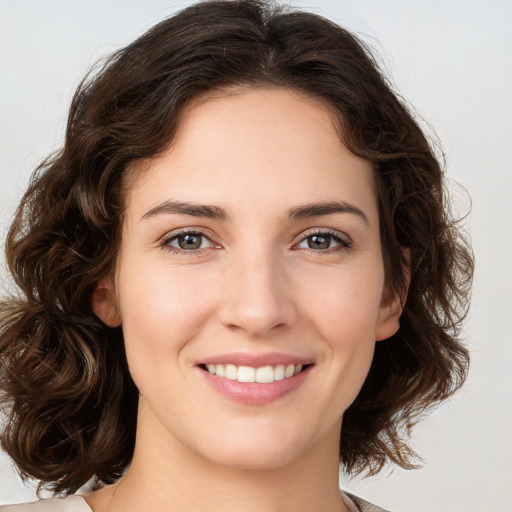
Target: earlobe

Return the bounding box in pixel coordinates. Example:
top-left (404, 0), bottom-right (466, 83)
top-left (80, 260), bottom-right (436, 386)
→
top-left (91, 277), bottom-right (122, 327)
top-left (376, 249), bottom-right (410, 341)
top-left (375, 290), bottom-right (406, 341)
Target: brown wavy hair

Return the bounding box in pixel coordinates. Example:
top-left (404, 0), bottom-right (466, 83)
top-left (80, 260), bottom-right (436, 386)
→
top-left (0, 0), bottom-right (473, 494)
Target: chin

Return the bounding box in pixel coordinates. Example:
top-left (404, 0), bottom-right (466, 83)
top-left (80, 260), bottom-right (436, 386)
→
top-left (204, 443), bottom-right (301, 472)
top-left (189, 418), bottom-right (326, 472)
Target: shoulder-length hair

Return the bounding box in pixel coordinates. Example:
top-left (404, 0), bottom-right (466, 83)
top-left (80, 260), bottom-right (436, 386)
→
top-left (0, 0), bottom-right (473, 493)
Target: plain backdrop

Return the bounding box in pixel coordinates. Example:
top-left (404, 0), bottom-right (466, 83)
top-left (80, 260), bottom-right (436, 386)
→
top-left (0, 1), bottom-right (511, 511)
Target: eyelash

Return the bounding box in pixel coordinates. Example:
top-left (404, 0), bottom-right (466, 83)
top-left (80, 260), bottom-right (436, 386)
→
top-left (159, 228), bottom-right (352, 255)
top-left (159, 229), bottom-right (218, 255)
top-left (294, 229), bottom-right (352, 253)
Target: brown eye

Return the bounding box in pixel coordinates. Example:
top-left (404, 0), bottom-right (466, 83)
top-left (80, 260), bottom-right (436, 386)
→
top-left (165, 231), bottom-right (214, 252)
top-left (307, 234), bottom-right (333, 250)
top-left (177, 234), bottom-right (202, 250)
top-left (295, 231), bottom-right (351, 252)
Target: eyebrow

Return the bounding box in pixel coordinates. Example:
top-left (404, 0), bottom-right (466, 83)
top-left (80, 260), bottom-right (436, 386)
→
top-left (140, 199), bottom-right (368, 224)
top-left (288, 201), bottom-right (369, 225)
top-left (141, 200), bottom-right (228, 221)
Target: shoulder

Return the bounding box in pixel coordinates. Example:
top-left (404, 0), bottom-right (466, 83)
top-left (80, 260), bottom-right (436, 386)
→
top-left (343, 491), bottom-right (391, 512)
top-left (0, 495), bottom-right (92, 512)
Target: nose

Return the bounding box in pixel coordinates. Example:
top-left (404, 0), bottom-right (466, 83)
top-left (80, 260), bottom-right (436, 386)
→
top-left (217, 247), bottom-right (299, 338)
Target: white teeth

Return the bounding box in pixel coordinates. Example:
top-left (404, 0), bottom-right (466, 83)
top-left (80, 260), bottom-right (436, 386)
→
top-left (284, 364), bottom-right (295, 378)
top-left (274, 364), bottom-right (285, 380)
top-left (255, 365), bottom-right (274, 383)
top-left (225, 364), bottom-right (238, 380)
top-left (206, 363), bottom-right (306, 383)
top-left (237, 366), bottom-right (255, 382)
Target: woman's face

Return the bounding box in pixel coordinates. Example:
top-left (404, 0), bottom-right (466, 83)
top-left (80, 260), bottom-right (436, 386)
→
top-left (96, 87), bottom-right (402, 471)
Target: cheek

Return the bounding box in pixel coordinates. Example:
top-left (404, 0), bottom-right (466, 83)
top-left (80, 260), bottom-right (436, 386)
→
top-left (303, 265), bottom-right (384, 400)
top-left (116, 260), bottom-right (216, 371)
top-left (305, 263), bottom-right (385, 339)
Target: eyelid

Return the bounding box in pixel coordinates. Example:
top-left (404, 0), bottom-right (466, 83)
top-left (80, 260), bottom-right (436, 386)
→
top-left (292, 228), bottom-right (352, 252)
top-left (158, 227), bottom-right (221, 253)
top-left (156, 226), bottom-right (351, 254)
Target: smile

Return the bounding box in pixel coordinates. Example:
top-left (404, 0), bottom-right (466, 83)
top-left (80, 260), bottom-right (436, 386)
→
top-left (203, 363), bottom-right (305, 383)
top-left (198, 355), bottom-right (314, 405)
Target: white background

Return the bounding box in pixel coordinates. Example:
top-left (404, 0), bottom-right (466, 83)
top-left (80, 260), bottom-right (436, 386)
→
top-left (1, 1), bottom-right (511, 511)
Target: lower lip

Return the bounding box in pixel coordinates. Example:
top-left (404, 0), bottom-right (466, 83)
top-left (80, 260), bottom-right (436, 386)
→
top-left (199, 365), bottom-right (312, 405)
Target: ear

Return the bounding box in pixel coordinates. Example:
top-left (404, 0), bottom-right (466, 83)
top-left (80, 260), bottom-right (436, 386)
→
top-left (91, 276), bottom-right (122, 327)
top-left (375, 249), bottom-right (410, 341)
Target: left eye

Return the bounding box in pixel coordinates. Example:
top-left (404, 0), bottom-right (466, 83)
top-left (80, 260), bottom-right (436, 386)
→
top-left (296, 233), bottom-right (349, 251)
top-left (165, 232), bottom-right (214, 251)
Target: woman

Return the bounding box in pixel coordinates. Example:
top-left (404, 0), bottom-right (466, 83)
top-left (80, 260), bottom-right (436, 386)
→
top-left (0, 1), bottom-right (473, 511)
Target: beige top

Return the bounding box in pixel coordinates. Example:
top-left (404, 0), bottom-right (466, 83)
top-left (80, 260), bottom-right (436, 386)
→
top-left (0, 491), bottom-right (389, 512)
top-left (0, 495), bottom-right (91, 512)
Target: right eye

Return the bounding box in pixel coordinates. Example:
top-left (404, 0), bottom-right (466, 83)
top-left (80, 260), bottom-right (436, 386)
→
top-left (161, 231), bottom-right (216, 253)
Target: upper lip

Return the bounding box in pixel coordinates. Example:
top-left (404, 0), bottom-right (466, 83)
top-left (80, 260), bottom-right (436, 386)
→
top-left (198, 352), bottom-right (314, 367)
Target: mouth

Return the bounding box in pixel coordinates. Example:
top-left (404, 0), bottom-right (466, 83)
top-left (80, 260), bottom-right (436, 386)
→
top-left (196, 352), bottom-right (314, 404)
top-left (198, 362), bottom-right (313, 384)
top-left (197, 356), bottom-right (314, 405)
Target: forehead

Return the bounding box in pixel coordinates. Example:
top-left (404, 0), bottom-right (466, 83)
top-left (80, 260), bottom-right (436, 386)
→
top-left (125, 87), bottom-right (378, 222)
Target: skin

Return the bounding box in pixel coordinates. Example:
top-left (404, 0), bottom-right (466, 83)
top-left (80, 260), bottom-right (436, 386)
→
top-left (89, 87), bottom-right (404, 512)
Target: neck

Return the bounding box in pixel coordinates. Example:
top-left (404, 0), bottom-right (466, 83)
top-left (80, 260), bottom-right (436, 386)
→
top-left (88, 400), bottom-right (348, 512)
